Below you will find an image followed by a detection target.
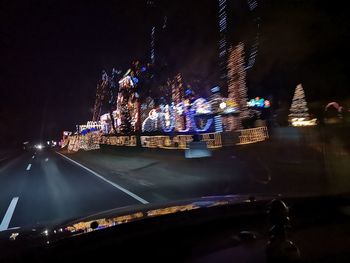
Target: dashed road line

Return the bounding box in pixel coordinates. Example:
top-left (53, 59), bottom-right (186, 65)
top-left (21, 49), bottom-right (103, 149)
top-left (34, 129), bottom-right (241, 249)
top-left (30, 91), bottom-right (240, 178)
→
top-left (26, 164), bottom-right (32, 171)
top-left (0, 197), bottom-right (19, 231)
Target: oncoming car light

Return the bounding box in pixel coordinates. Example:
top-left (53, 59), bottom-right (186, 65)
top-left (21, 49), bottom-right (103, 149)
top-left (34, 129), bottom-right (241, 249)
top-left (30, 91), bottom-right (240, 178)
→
top-left (35, 144), bottom-right (44, 150)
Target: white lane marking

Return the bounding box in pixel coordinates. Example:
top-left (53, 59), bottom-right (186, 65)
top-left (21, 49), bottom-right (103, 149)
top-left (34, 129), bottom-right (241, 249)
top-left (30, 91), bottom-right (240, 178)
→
top-left (56, 152), bottom-right (149, 204)
top-left (32, 155), bottom-right (35, 159)
top-left (45, 158), bottom-right (49, 162)
top-left (0, 197), bottom-right (19, 231)
top-left (26, 164), bottom-right (32, 171)
top-left (7, 226), bottom-right (20, 230)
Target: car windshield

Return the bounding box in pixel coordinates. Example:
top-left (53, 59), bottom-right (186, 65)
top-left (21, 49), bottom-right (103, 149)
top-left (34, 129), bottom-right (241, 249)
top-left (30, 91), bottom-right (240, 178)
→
top-left (0, 0), bottom-right (349, 233)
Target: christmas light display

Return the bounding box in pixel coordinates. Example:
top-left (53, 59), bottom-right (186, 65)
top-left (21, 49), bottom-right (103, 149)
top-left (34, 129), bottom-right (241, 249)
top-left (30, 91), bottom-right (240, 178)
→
top-left (117, 76), bottom-right (140, 134)
top-left (214, 116), bottom-right (223, 132)
top-left (219, 98), bottom-right (239, 114)
top-left (79, 121), bottom-right (103, 134)
top-left (191, 98), bottom-right (213, 132)
top-left (61, 131), bottom-right (71, 148)
top-left (79, 133), bottom-right (100, 151)
top-left (247, 97), bottom-right (271, 108)
top-left (119, 103), bottom-right (132, 134)
top-left (290, 118), bottom-right (317, 127)
top-left (217, 0), bottom-right (260, 76)
top-left (289, 84), bottom-right (316, 126)
top-left (100, 113), bottom-right (111, 134)
top-left (67, 136), bottom-right (77, 152)
top-left (289, 84), bottom-right (309, 118)
top-left (226, 42), bottom-right (249, 130)
top-left (141, 98), bottom-right (215, 133)
top-left (247, 0), bottom-right (258, 10)
top-left (100, 135), bottom-right (137, 146)
top-left (171, 73), bottom-right (185, 131)
top-left (175, 101), bottom-right (191, 132)
top-left (175, 99), bottom-right (215, 133)
top-left (112, 109), bottom-right (121, 130)
top-left (140, 97), bottom-right (155, 124)
top-left (171, 73), bottom-right (184, 104)
top-left (218, 0), bottom-right (228, 80)
top-left (289, 84), bottom-right (309, 119)
top-left (192, 98), bottom-right (212, 115)
top-left (139, 95), bottom-right (248, 134)
top-left (159, 104), bottom-right (176, 132)
top-left (87, 76), bottom-right (250, 136)
top-left (140, 133), bottom-right (223, 149)
top-left (191, 113), bottom-right (213, 132)
top-left (89, 64), bottom-right (247, 136)
top-left (92, 71), bottom-right (109, 122)
top-left (325, 102), bottom-right (343, 113)
top-left (141, 104), bottom-right (175, 133)
top-left (245, 0), bottom-right (260, 70)
top-left (237, 126), bottom-right (269, 144)
top-left (142, 109), bottom-right (159, 132)
top-left (151, 26), bottom-right (155, 64)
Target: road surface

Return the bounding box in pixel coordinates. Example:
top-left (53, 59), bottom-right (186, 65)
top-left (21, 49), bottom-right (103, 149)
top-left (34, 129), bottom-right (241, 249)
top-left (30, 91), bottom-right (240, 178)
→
top-left (0, 147), bottom-right (254, 231)
top-left (1, 129), bottom-right (349, 231)
top-left (0, 149), bottom-right (142, 231)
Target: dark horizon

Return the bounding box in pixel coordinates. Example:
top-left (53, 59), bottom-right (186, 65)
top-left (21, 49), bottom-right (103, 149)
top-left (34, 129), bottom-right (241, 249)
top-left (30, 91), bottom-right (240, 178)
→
top-left (0, 0), bottom-right (349, 145)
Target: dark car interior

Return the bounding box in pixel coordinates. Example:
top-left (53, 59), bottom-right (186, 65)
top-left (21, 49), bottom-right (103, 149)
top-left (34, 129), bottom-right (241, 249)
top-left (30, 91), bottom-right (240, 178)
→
top-left (1, 195), bottom-right (350, 263)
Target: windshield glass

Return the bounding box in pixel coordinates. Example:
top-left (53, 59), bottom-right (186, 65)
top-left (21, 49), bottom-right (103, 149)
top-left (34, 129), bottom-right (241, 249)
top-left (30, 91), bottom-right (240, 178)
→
top-left (0, 0), bottom-right (349, 233)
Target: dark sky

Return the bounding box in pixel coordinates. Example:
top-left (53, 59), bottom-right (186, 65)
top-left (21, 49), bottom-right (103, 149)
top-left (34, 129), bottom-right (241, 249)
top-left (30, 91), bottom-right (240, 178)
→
top-left (0, 0), bottom-right (349, 145)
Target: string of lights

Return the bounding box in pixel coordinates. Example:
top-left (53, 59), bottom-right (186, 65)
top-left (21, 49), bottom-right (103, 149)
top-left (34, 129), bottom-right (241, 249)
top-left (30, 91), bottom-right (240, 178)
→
top-left (227, 42), bottom-right (249, 130)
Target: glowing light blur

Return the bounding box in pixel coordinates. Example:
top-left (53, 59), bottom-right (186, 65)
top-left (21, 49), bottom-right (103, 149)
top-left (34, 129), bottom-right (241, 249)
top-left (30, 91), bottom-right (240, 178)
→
top-left (247, 97), bottom-right (271, 108)
top-left (291, 118), bottom-right (317, 127)
top-left (35, 144), bottom-right (43, 150)
top-left (219, 102), bottom-right (227, 109)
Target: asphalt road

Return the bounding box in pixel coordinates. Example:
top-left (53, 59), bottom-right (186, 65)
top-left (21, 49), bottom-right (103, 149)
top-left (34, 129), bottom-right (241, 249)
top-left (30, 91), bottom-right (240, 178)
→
top-left (0, 149), bottom-right (142, 231)
top-left (0, 146), bottom-right (258, 231)
top-left (1, 127), bottom-right (349, 231)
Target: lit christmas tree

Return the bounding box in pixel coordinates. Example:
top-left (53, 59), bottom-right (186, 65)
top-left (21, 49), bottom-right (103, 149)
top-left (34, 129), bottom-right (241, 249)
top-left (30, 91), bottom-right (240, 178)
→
top-left (288, 84), bottom-right (310, 120)
top-left (288, 84), bottom-right (317, 126)
top-left (226, 42), bottom-right (249, 130)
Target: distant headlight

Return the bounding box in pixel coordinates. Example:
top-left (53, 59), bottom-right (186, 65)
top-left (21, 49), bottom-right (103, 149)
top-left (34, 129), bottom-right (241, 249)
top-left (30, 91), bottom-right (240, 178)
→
top-left (35, 144), bottom-right (43, 150)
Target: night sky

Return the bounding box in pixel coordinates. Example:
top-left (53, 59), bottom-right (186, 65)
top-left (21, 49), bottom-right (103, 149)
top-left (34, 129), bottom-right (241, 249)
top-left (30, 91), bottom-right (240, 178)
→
top-left (0, 0), bottom-right (349, 146)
